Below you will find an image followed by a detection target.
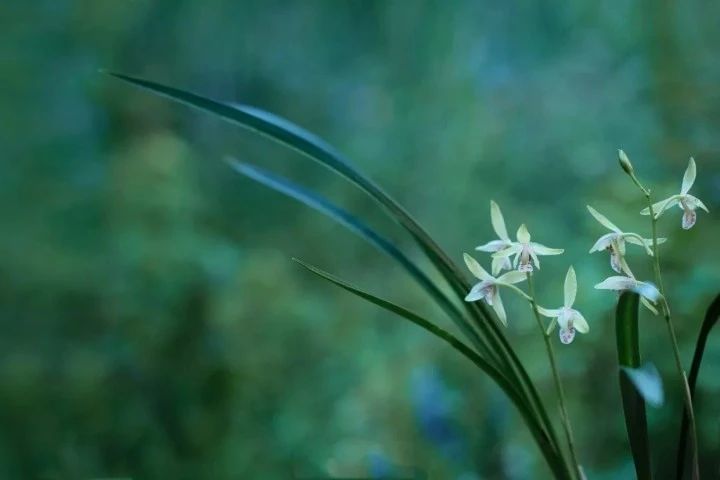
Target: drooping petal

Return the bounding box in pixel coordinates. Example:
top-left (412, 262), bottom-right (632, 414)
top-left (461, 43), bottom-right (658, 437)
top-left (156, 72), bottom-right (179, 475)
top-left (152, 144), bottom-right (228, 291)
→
top-left (530, 243), bottom-right (564, 255)
top-left (634, 281), bottom-right (662, 302)
top-left (587, 205), bottom-right (621, 233)
top-left (624, 234), bottom-right (660, 255)
top-left (465, 280), bottom-right (491, 302)
top-left (589, 232), bottom-right (616, 253)
top-left (564, 266), bottom-right (577, 308)
top-left (463, 253), bottom-right (492, 281)
top-left (491, 255), bottom-right (512, 276)
top-left (570, 310), bottom-right (589, 333)
top-left (491, 289), bottom-right (507, 326)
top-left (537, 306), bottom-right (561, 318)
top-left (517, 224), bottom-right (531, 244)
top-left (640, 196), bottom-right (680, 217)
top-left (681, 157), bottom-right (696, 195)
top-left (476, 239), bottom-right (510, 252)
top-left (559, 327), bottom-right (576, 344)
top-left (641, 297), bottom-right (659, 315)
top-left (684, 195), bottom-right (709, 213)
top-left (496, 270), bottom-right (527, 285)
top-left (682, 208), bottom-right (696, 229)
top-left (594, 276), bottom-right (637, 291)
top-left (610, 251), bottom-right (622, 274)
top-left (490, 200), bottom-right (510, 241)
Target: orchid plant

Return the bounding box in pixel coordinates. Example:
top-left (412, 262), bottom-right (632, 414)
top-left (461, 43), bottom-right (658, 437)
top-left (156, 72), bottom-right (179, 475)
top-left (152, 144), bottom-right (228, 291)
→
top-left (108, 72), bottom-right (719, 480)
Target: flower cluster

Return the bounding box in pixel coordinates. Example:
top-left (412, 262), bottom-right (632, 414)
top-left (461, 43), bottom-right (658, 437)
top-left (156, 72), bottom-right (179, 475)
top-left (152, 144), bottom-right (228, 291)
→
top-left (464, 202), bottom-right (588, 343)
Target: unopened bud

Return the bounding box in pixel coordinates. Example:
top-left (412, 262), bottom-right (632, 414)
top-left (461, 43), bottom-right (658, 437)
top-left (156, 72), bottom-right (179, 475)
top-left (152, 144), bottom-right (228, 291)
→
top-left (618, 149), bottom-right (634, 175)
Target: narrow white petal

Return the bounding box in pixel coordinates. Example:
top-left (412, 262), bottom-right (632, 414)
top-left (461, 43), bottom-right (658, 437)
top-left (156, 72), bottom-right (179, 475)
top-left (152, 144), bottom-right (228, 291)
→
top-left (537, 306), bottom-right (561, 318)
top-left (564, 266), bottom-right (577, 308)
top-left (640, 196), bottom-right (680, 217)
top-left (463, 253), bottom-right (492, 281)
top-left (640, 297), bottom-right (659, 315)
top-left (492, 244), bottom-right (522, 259)
top-left (587, 205), bottom-right (621, 233)
top-left (496, 270), bottom-right (527, 285)
top-left (492, 290), bottom-right (507, 326)
top-left (465, 283), bottom-right (485, 301)
top-left (530, 243), bottom-right (564, 255)
top-left (491, 255), bottom-right (506, 276)
top-left (589, 232), bottom-right (616, 253)
top-left (476, 239), bottom-right (509, 252)
top-left (529, 248), bottom-right (540, 270)
top-left (595, 276), bottom-right (636, 291)
top-left (681, 157), bottom-right (696, 195)
top-left (623, 234), bottom-right (654, 255)
top-left (685, 195), bottom-right (709, 213)
top-left (490, 200), bottom-right (510, 241)
top-left (682, 209), bottom-right (696, 229)
top-left (517, 224), bottom-right (531, 244)
top-left (571, 310), bottom-right (589, 333)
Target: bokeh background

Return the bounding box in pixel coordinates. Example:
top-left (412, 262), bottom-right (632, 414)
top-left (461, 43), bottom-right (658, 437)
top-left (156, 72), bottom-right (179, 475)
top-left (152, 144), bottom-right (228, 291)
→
top-left (3, 1), bottom-right (720, 478)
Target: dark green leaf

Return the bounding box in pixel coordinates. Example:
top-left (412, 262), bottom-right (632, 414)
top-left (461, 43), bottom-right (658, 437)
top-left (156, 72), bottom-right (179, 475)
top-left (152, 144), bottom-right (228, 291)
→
top-left (676, 292), bottom-right (720, 479)
top-left (616, 292), bottom-right (652, 480)
top-left (293, 259), bottom-right (571, 480)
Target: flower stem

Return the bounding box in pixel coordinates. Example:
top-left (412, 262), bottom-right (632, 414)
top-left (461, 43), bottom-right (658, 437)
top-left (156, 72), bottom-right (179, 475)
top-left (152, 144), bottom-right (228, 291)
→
top-left (527, 272), bottom-right (582, 480)
top-left (645, 196), bottom-right (700, 480)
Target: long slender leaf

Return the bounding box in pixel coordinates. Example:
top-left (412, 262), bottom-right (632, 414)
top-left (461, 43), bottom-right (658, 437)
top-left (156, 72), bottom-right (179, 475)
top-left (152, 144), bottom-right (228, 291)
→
top-left (676, 292), bottom-right (720, 479)
top-left (226, 159), bottom-right (490, 357)
top-left (106, 72), bottom-right (560, 464)
top-left (293, 259), bottom-right (571, 480)
top-left (616, 292), bottom-right (652, 480)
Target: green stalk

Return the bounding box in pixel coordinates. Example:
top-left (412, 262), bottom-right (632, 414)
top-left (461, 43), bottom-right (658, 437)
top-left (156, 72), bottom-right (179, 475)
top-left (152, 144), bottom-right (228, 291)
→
top-left (631, 170), bottom-right (700, 480)
top-left (527, 272), bottom-right (582, 480)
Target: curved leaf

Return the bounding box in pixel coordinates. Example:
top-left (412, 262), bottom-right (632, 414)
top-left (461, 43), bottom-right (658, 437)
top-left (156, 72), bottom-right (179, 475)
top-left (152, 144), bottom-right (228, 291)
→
top-left (293, 259), bottom-right (571, 480)
top-left (616, 292), bottom-right (652, 480)
top-left (676, 292), bottom-right (720, 479)
top-left (226, 159), bottom-right (489, 356)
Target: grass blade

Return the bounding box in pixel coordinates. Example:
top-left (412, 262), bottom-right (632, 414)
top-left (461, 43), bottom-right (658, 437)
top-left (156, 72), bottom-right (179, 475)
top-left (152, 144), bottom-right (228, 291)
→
top-left (226, 159), bottom-right (490, 356)
top-left (294, 259), bottom-right (571, 480)
top-left (676, 292), bottom-right (720, 479)
top-left (616, 292), bottom-right (652, 480)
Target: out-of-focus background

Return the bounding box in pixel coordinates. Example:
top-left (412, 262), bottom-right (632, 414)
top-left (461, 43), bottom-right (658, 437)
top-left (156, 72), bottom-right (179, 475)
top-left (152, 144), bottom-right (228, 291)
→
top-left (3, 1), bottom-right (720, 478)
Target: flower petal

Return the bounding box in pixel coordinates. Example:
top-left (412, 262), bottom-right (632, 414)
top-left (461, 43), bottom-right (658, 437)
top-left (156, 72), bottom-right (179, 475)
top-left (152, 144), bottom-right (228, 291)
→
top-left (528, 248), bottom-right (540, 270)
top-left (587, 205), bottom-right (621, 233)
top-left (492, 244), bottom-right (522, 258)
top-left (682, 208), bottom-right (696, 229)
top-left (537, 306), bottom-right (561, 318)
top-left (530, 243), bottom-right (564, 255)
top-left (517, 224), bottom-right (531, 244)
top-left (490, 200), bottom-right (510, 241)
top-left (557, 308), bottom-right (572, 330)
top-left (634, 281), bottom-right (662, 302)
top-left (496, 270), bottom-right (527, 286)
top-left (463, 253), bottom-right (492, 281)
top-left (681, 157), bottom-right (696, 195)
top-left (595, 276), bottom-right (636, 291)
top-left (559, 327), bottom-right (576, 344)
top-left (571, 310), bottom-right (589, 333)
top-left (589, 232), bottom-right (616, 253)
top-left (640, 297), bottom-right (659, 315)
top-left (640, 196), bottom-right (680, 217)
top-left (491, 289), bottom-right (507, 326)
top-left (476, 239), bottom-right (510, 252)
top-left (685, 195), bottom-right (709, 213)
top-left (464, 282), bottom-right (487, 301)
top-left (564, 266), bottom-right (577, 308)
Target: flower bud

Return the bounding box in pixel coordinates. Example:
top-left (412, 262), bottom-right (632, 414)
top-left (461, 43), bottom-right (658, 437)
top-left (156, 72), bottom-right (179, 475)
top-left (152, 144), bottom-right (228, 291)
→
top-left (618, 149), bottom-right (634, 175)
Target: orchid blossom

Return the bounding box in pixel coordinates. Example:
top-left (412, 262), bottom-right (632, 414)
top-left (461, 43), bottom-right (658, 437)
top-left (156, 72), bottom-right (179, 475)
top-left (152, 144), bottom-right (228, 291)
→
top-left (475, 201), bottom-right (514, 275)
top-left (537, 266), bottom-right (589, 344)
top-left (640, 157), bottom-right (709, 229)
top-left (587, 205), bottom-right (665, 273)
top-left (594, 272), bottom-right (661, 314)
top-left (493, 224), bottom-right (563, 273)
top-left (463, 253), bottom-right (527, 326)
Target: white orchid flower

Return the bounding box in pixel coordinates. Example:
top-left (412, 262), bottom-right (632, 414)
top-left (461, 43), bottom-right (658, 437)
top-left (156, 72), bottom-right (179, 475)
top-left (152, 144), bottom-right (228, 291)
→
top-left (463, 253), bottom-right (527, 326)
top-left (492, 224), bottom-right (564, 273)
top-left (476, 201), bottom-right (515, 275)
top-left (640, 157), bottom-right (709, 229)
top-left (587, 205), bottom-right (666, 273)
top-left (537, 266), bottom-right (589, 344)
top-left (594, 272), bottom-right (662, 314)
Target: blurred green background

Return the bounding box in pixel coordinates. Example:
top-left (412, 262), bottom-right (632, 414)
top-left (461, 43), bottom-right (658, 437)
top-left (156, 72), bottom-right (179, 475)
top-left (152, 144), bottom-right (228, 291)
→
top-left (3, 1), bottom-right (720, 478)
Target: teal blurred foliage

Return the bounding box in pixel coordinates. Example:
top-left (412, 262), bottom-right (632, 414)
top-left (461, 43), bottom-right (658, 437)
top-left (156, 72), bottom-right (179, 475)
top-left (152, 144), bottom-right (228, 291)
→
top-left (3, 1), bottom-right (720, 478)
